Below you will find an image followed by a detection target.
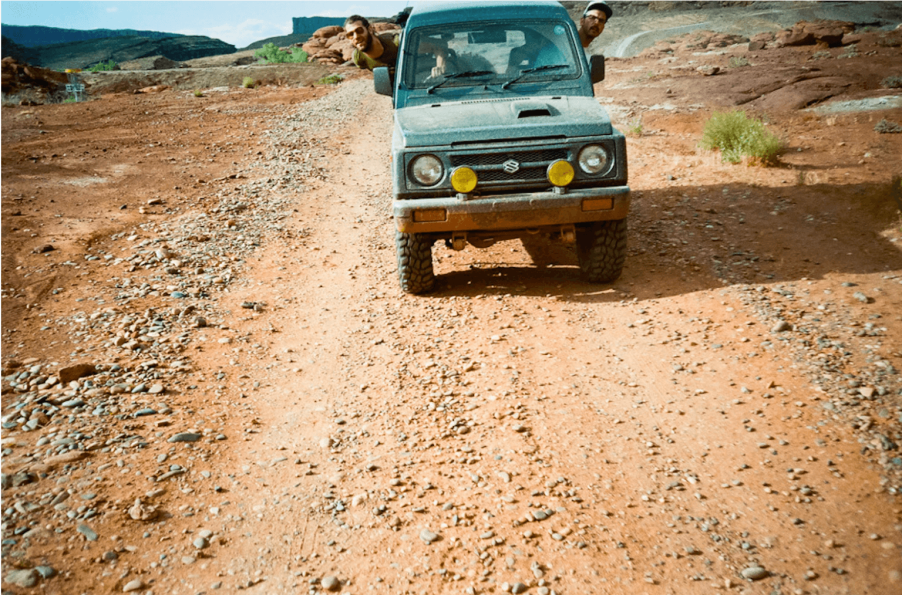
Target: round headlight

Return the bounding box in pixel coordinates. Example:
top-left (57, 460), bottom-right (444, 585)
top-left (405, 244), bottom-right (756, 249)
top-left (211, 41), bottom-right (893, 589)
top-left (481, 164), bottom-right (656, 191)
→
top-left (410, 155), bottom-right (444, 186)
top-left (578, 145), bottom-right (610, 175)
top-left (451, 167), bottom-right (478, 194)
top-left (547, 160), bottom-right (575, 187)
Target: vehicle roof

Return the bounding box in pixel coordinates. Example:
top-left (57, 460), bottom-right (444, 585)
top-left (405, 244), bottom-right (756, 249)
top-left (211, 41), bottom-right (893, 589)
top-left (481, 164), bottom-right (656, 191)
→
top-left (406, 1), bottom-right (570, 28)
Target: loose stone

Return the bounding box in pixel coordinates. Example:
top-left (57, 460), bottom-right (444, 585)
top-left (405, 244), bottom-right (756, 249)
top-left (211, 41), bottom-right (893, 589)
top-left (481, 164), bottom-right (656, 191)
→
top-left (741, 566), bottom-right (768, 581)
top-left (321, 576), bottom-right (341, 592)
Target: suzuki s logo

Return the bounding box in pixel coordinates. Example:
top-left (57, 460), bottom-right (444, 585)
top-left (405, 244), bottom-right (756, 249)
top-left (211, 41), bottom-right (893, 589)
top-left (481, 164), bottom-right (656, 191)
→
top-left (503, 159), bottom-right (520, 174)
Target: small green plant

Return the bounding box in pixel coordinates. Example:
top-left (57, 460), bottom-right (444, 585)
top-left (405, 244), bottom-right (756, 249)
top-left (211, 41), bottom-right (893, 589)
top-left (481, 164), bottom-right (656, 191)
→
top-left (315, 74), bottom-right (343, 85)
top-left (699, 109), bottom-right (783, 165)
top-left (193, 89), bottom-right (204, 97)
top-left (880, 75), bottom-right (902, 89)
top-left (86, 60), bottom-right (117, 72)
top-left (254, 43), bottom-right (308, 64)
top-left (838, 44), bottom-right (859, 59)
top-left (63, 96), bottom-right (77, 103)
top-left (809, 50), bottom-right (832, 61)
top-left (728, 56), bottom-right (749, 68)
top-left (242, 77), bottom-right (256, 89)
top-left (628, 119), bottom-right (643, 137)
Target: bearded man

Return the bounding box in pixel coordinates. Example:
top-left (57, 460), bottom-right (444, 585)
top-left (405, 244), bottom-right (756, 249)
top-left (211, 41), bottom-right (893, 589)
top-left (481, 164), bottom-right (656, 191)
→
top-left (344, 15), bottom-right (401, 71)
top-left (578, 1), bottom-right (613, 49)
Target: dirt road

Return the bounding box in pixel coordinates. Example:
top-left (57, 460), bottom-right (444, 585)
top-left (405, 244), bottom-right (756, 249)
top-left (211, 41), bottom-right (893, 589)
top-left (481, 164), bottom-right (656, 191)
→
top-left (3, 52), bottom-right (902, 595)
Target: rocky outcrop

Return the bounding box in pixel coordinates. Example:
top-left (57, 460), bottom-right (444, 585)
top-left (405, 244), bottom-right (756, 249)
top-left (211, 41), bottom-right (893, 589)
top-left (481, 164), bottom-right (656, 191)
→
top-left (775, 20), bottom-right (855, 48)
top-left (748, 32), bottom-right (775, 51)
top-left (1, 56), bottom-right (71, 104)
top-left (119, 55), bottom-right (181, 71)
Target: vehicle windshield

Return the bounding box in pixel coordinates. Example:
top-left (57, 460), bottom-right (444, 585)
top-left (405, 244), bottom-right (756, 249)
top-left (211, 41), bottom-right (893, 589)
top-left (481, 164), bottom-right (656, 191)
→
top-left (403, 20), bottom-right (580, 91)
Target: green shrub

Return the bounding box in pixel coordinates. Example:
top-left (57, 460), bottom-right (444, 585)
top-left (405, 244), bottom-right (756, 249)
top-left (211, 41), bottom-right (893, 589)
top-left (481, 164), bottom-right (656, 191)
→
top-left (254, 43), bottom-right (308, 64)
top-left (838, 44), bottom-right (859, 59)
top-left (809, 50), bottom-right (832, 61)
top-left (242, 77), bottom-right (256, 89)
top-left (700, 109), bottom-right (782, 165)
top-left (881, 75), bottom-right (902, 89)
top-left (315, 74), bottom-right (343, 85)
top-left (63, 96), bottom-right (77, 103)
top-left (193, 89), bottom-right (204, 97)
top-left (86, 60), bottom-right (117, 72)
top-left (728, 56), bottom-right (749, 68)
top-left (628, 119), bottom-right (643, 137)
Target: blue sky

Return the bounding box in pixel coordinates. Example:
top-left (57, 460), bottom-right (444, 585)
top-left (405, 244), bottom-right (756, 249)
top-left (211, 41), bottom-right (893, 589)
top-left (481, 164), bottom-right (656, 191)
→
top-left (0, 1), bottom-right (419, 47)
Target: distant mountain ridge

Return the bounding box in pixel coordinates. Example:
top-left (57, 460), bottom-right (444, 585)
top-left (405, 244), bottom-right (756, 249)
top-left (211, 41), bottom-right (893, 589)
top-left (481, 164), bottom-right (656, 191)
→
top-left (1, 24), bottom-right (182, 48)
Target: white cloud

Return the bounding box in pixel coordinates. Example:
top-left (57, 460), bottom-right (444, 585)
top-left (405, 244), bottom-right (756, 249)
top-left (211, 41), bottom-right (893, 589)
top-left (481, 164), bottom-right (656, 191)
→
top-left (106, 6), bottom-right (118, 13)
top-left (177, 19), bottom-right (292, 48)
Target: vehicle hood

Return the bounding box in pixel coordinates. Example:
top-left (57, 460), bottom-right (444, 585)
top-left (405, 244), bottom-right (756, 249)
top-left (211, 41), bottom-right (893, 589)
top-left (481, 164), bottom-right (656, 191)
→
top-left (395, 96), bottom-right (612, 148)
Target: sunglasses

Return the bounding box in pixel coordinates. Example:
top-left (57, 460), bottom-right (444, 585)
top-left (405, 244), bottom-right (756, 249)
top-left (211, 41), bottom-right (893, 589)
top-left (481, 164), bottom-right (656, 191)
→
top-left (584, 15), bottom-right (607, 24)
top-left (345, 26), bottom-right (367, 39)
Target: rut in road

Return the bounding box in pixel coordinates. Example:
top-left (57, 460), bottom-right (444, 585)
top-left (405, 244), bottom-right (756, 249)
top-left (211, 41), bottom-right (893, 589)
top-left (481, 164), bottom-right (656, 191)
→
top-left (185, 81), bottom-right (896, 595)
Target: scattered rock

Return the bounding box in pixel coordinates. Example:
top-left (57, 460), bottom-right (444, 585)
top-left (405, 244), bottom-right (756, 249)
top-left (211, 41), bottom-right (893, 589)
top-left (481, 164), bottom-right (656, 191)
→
top-left (122, 578), bottom-right (145, 592)
top-left (5, 568), bottom-right (39, 588)
top-left (321, 576), bottom-right (341, 592)
top-left (420, 529), bottom-right (440, 544)
top-left (168, 432), bottom-right (202, 443)
top-left (58, 363), bottom-right (96, 383)
top-left (741, 566), bottom-right (769, 581)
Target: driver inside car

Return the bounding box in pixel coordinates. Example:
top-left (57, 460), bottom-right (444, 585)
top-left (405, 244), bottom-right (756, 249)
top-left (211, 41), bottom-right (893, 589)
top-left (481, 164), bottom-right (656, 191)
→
top-left (507, 27), bottom-right (566, 74)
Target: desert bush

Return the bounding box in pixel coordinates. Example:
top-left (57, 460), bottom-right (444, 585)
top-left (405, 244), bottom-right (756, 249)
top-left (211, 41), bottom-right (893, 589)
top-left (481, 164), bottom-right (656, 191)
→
top-left (255, 43), bottom-right (308, 64)
top-left (874, 119), bottom-right (902, 134)
top-left (86, 60), bottom-right (117, 72)
top-left (880, 75), bottom-right (902, 89)
top-left (728, 56), bottom-right (749, 68)
top-left (315, 74), bottom-right (343, 85)
top-left (193, 89), bottom-right (204, 97)
top-left (242, 77), bottom-right (256, 89)
top-left (628, 119), bottom-right (643, 137)
top-left (809, 50), bottom-right (832, 61)
top-left (837, 44), bottom-right (859, 59)
top-left (699, 109), bottom-right (782, 165)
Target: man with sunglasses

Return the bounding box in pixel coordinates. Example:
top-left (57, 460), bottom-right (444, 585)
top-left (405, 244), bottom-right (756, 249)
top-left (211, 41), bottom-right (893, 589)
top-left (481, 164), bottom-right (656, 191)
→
top-left (344, 15), bottom-right (401, 71)
top-left (578, 1), bottom-right (613, 49)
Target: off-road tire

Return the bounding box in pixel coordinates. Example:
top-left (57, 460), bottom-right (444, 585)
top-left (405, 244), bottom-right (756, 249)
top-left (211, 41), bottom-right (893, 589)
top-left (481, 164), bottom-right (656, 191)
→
top-left (396, 231), bottom-right (435, 294)
top-left (576, 218), bottom-right (627, 283)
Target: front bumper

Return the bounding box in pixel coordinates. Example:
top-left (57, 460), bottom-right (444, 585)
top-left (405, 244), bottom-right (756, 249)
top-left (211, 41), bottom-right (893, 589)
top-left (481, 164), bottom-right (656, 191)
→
top-left (394, 186), bottom-right (630, 234)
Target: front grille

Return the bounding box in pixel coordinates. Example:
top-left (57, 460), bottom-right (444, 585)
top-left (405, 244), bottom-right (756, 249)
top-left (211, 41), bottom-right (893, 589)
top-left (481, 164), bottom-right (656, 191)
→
top-left (450, 148), bottom-right (568, 186)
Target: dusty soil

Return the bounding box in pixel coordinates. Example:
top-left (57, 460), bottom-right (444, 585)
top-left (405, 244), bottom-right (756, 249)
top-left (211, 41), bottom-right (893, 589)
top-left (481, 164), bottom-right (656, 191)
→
top-left (2, 29), bottom-right (902, 595)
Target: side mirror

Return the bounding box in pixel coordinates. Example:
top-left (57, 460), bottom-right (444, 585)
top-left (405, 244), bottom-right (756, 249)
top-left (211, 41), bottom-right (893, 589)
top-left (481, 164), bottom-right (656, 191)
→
top-left (589, 54), bottom-right (605, 84)
top-left (374, 67), bottom-right (393, 97)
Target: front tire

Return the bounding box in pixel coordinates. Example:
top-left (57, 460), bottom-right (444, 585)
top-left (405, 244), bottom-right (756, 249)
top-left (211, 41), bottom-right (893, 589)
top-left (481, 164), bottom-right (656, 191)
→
top-left (396, 232), bottom-right (435, 294)
top-left (576, 218), bottom-right (627, 283)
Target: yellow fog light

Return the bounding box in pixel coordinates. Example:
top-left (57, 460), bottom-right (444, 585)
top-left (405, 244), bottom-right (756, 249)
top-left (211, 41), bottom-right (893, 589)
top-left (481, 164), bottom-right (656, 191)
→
top-left (547, 160), bottom-right (575, 187)
top-left (451, 167), bottom-right (478, 193)
top-left (413, 208), bottom-right (447, 223)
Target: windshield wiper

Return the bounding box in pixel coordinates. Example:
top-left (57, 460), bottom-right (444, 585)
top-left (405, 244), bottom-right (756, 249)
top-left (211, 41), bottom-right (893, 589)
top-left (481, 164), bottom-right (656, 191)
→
top-left (501, 64), bottom-right (569, 90)
top-left (427, 70), bottom-right (494, 94)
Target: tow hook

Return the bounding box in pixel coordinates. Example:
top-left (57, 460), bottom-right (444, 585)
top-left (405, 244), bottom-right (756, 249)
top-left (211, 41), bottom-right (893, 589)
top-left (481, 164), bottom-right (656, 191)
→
top-left (560, 225), bottom-right (576, 243)
top-left (451, 232), bottom-right (467, 251)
